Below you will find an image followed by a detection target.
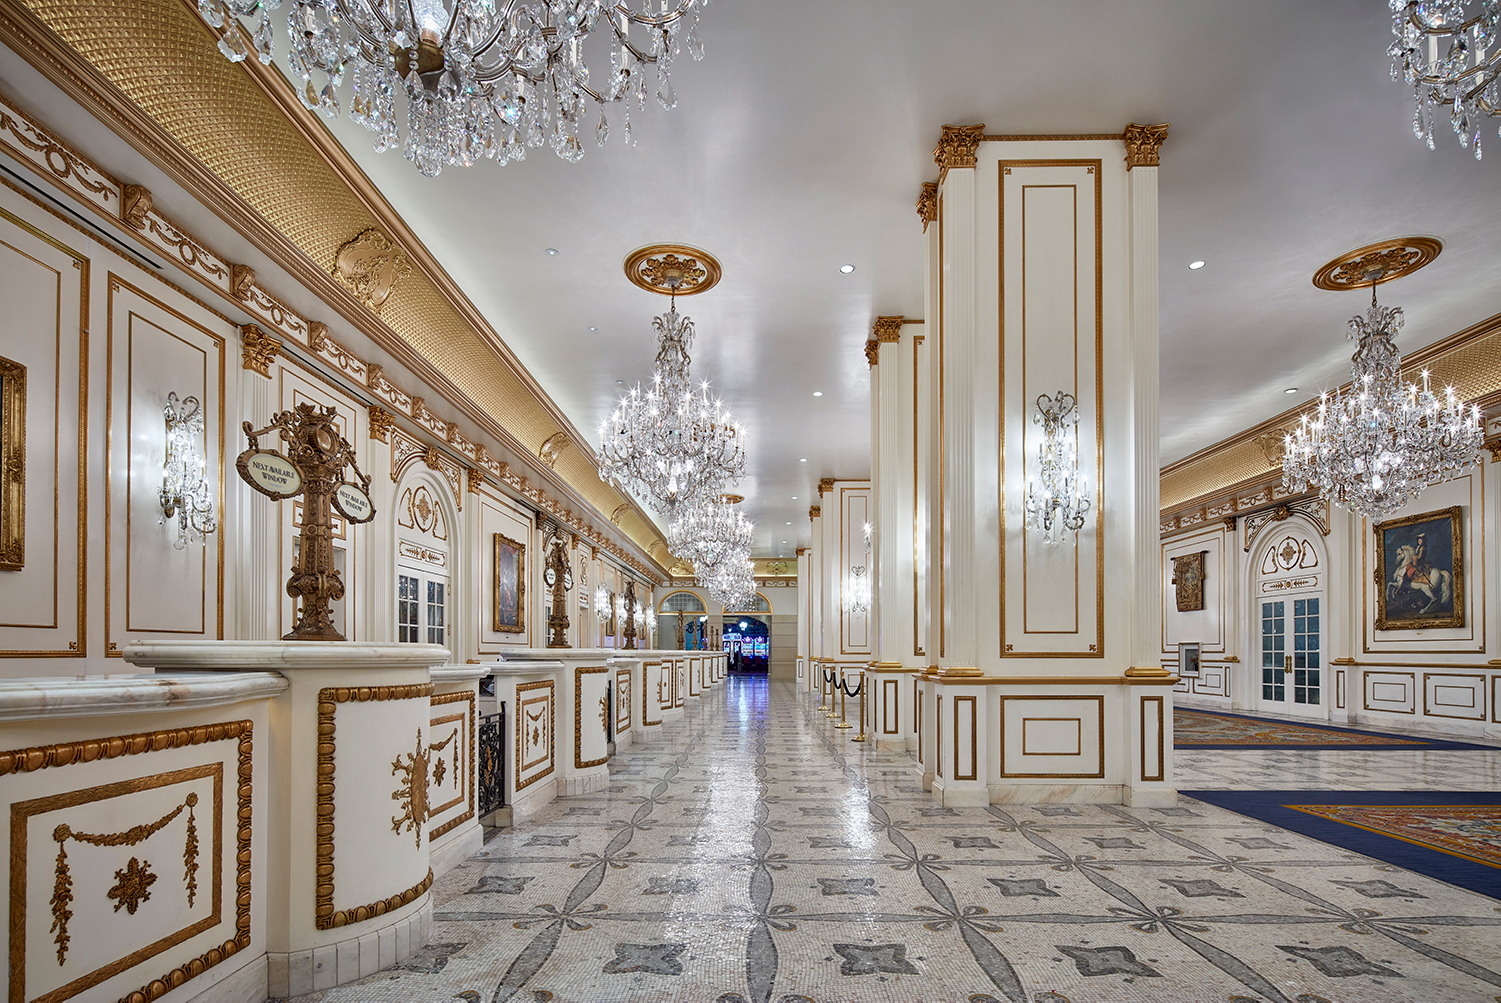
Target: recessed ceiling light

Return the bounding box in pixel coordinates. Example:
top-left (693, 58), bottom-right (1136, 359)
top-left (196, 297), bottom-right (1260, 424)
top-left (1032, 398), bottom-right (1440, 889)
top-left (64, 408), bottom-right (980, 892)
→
top-left (786, 521), bottom-right (792, 525)
top-left (1188, 260), bottom-right (1205, 270)
top-left (546, 248), bottom-right (559, 256)
top-left (839, 264), bottom-right (855, 274)
top-left (616, 379), bottom-right (624, 385)
top-left (791, 495), bottom-right (797, 499)
top-left (799, 458), bottom-right (808, 462)
top-left (589, 326), bottom-right (597, 331)
top-left (1284, 387), bottom-right (1299, 394)
top-left (812, 391), bottom-right (823, 397)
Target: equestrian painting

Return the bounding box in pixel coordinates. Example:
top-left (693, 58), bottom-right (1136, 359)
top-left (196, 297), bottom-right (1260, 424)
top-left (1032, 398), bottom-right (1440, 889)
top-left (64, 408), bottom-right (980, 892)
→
top-left (1374, 505), bottom-right (1464, 630)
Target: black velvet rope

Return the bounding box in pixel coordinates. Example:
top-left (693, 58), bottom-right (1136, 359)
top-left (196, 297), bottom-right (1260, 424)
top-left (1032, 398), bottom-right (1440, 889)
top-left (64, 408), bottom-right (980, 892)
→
top-left (839, 674), bottom-right (863, 697)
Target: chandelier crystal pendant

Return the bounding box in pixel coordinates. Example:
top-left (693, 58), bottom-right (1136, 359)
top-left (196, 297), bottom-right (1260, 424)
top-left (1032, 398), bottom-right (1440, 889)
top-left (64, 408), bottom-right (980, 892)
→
top-left (200, 0), bottom-right (709, 177)
top-left (160, 393), bottom-right (217, 549)
top-left (1388, 0), bottom-right (1500, 158)
top-left (599, 246), bottom-right (745, 515)
top-left (1283, 239), bottom-right (1484, 520)
top-left (1023, 391), bottom-right (1091, 546)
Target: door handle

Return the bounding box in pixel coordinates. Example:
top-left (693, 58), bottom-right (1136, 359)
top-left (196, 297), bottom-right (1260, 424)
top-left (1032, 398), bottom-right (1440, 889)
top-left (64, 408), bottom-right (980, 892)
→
top-left (1284, 655), bottom-right (1292, 674)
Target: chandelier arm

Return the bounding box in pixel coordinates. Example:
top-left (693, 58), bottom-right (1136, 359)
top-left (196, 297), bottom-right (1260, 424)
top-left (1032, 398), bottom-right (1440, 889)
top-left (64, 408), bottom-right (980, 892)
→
top-left (1404, 6), bottom-right (1490, 37)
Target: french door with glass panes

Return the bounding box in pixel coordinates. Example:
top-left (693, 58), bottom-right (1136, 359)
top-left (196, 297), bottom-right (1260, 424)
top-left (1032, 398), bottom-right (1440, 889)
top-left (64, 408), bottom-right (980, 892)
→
top-left (1258, 594), bottom-right (1323, 717)
top-left (398, 571), bottom-right (448, 647)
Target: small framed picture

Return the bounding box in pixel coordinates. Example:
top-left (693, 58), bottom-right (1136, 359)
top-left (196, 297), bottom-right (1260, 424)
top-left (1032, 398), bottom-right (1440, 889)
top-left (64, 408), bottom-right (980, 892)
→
top-left (1178, 641), bottom-right (1201, 677)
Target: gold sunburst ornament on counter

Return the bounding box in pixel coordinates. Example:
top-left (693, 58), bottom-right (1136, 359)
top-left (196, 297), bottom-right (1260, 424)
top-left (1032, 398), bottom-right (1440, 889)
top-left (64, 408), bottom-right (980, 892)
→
top-left (1283, 237), bottom-right (1484, 520)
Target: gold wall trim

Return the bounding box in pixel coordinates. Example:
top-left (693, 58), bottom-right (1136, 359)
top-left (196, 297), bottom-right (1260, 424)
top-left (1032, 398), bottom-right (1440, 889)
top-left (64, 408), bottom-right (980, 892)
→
top-left (314, 684), bottom-right (434, 931)
top-left (3, 721), bottom-right (252, 1003)
top-left (0, 7), bottom-right (670, 580)
top-left (515, 679), bottom-right (555, 789)
top-left (999, 695), bottom-right (1105, 778)
top-left (573, 666), bottom-right (609, 770)
top-left (427, 689), bottom-right (476, 842)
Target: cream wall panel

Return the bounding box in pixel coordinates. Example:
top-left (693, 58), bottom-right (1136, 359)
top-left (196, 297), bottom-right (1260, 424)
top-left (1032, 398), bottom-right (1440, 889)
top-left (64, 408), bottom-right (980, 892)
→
top-left (515, 680), bottom-right (555, 792)
top-left (428, 689), bottom-right (476, 840)
top-left (999, 695), bottom-right (1104, 777)
top-left (106, 276), bottom-right (227, 654)
top-left (574, 666), bottom-right (610, 768)
top-left (1422, 672), bottom-right (1486, 721)
top-left (998, 163), bottom-right (1102, 658)
top-left (0, 202), bottom-right (86, 661)
top-left (1162, 528), bottom-right (1226, 658)
top-left (838, 485), bottom-right (872, 655)
top-left (477, 487), bottom-right (534, 652)
top-left (276, 366), bottom-right (365, 640)
top-left (1363, 670), bottom-right (1416, 715)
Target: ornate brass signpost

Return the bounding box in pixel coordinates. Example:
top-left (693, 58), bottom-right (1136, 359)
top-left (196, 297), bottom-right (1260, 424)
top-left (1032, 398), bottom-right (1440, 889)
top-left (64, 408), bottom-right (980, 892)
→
top-left (236, 403), bottom-right (374, 640)
top-left (622, 580), bottom-right (638, 650)
top-left (543, 525), bottom-right (572, 648)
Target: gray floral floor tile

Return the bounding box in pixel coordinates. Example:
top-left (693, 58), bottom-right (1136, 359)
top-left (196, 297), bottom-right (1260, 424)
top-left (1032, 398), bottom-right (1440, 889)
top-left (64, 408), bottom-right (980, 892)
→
top-left (292, 679), bottom-right (1501, 1003)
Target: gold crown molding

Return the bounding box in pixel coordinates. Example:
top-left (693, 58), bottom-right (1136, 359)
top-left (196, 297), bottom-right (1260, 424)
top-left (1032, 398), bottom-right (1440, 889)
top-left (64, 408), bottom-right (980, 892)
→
top-left (915, 182), bottom-right (938, 232)
top-left (623, 244), bottom-right (722, 297)
top-left (538, 431), bottom-right (571, 469)
top-left (1122, 123), bottom-right (1170, 169)
top-left (1161, 307), bottom-right (1501, 523)
top-left (979, 133), bottom-right (1124, 142)
top-left (1312, 236), bottom-right (1443, 291)
top-left (0, 15), bottom-right (671, 581)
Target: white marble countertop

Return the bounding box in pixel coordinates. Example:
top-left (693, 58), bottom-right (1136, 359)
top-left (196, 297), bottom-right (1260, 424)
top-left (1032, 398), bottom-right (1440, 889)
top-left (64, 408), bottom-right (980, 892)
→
top-left (123, 640), bottom-right (452, 672)
top-left (0, 672), bottom-right (289, 722)
top-left (431, 664), bottom-right (488, 683)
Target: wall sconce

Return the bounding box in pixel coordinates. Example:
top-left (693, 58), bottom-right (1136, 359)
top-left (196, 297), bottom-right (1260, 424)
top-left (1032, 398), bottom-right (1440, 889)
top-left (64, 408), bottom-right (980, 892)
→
top-left (160, 392), bottom-right (215, 549)
top-left (1023, 390), bottom-right (1090, 546)
top-left (846, 521), bottom-right (873, 616)
top-left (594, 586), bottom-right (610, 622)
top-left (645, 605), bottom-right (657, 638)
top-left (614, 593), bottom-right (627, 626)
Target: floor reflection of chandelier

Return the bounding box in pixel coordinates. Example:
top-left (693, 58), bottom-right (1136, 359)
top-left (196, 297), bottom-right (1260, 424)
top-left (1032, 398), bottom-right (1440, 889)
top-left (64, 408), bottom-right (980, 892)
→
top-left (1282, 239), bottom-right (1484, 520)
top-left (598, 246), bottom-right (745, 516)
top-left (1389, 0), bottom-right (1499, 158)
top-left (200, 0), bottom-right (708, 177)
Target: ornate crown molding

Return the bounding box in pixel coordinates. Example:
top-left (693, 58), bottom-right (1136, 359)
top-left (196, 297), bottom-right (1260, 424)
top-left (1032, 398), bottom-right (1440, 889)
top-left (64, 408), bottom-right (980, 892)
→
top-left (795, 546), bottom-right (808, 556)
top-left (808, 505), bottom-right (822, 521)
top-left (915, 182), bottom-right (938, 232)
top-left (1122, 123), bottom-right (1170, 170)
top-left (864, 340), bottom-right (879, 367)
top-left (239, 324), bottom-right (281, 379)
top-left (818, 478), bottom-right (836, 495)
top-left (367, 405), bottom-right (395, 443)
top-left (332, 228), bottom-right (410, 314)
top-left (933, 123), bottom-right (985, 181)
top-left (120, 182), bottom-right (151, 229)
top-left (538, 431), bottom-right (571, 469)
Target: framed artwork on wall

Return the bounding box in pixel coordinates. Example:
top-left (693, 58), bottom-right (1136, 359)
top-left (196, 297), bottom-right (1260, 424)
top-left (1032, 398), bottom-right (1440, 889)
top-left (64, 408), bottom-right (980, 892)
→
top-left (0, 354), bottom-right (25, 571)
top-left (1374, 505), bottom-right (1463, 630)
top-left (492, 532), bottom-right (526, 633)
top-left (1178, 641), bottom-right (1200, 677)
top-left (1171, 550), bottom-right (1207, 611)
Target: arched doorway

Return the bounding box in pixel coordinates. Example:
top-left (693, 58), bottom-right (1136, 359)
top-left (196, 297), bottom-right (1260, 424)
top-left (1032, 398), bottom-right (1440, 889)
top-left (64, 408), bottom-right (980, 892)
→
top-left (723, 616), bottom-right (769, 673)
top-left (1251, 520), bottom-right (1327, 719)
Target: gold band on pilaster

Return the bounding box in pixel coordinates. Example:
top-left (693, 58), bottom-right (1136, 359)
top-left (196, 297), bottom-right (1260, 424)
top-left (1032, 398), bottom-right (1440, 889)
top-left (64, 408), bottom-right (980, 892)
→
top-left (1122, 123), bottom-right (1169, 170)
top-left (916, 182), bottom-right (938, 232)
top-left (934, 124), bottom-right (985, 181)
top-left (938, 665), bottom-right (983, 678)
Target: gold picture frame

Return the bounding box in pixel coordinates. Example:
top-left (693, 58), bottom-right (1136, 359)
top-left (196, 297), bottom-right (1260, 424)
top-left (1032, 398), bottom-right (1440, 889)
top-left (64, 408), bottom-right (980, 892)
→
top-left (1374, 505), bottom-right (1464, 630)
top-left (0, 354), bottom-right (25, 571)
top-left (493, 533), bottom-right (526, 633)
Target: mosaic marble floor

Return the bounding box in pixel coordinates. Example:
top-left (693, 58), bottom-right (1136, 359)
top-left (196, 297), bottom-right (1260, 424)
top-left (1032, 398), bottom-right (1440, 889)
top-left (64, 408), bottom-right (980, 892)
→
top-left (285, 680), bottom-right (1501, 1003)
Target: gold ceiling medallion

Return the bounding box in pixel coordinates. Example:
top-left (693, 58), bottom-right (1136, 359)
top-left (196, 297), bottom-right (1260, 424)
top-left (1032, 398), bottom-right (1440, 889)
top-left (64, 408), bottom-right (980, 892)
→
top-left (719, 493), bottom-right (744, 504)
top-left (332, 228), bottom-right (411, 314)
top-left (1311, 237), bottom-right (1442, 291)
top-left (623, 244), bottom-right (722, 297)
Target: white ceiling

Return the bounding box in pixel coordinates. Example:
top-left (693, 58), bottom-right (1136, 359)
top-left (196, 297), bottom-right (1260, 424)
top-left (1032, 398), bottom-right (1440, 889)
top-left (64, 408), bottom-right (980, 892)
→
top-left (296, 0), bottom-right (1501, 558)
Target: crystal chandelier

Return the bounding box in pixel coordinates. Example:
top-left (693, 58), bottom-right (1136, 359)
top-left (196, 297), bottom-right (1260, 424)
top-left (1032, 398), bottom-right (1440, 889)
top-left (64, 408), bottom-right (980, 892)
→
top-left (1023, 391), bottom-right (1091, 545)
top-left (160, 393), bottom-right (217, 549)
top-left (703, 553), bottom-right (753, 609)
top-left (200, 0), bottom-right (709, 177)
top-left (668, 493), bottom-right (753, 574)
top-left (599, 247), bottom-right (745, 515)
top-left (1388, 0), bottom-right (1500, 158)
top-left (1283, 240), bottom-right (1483, 520)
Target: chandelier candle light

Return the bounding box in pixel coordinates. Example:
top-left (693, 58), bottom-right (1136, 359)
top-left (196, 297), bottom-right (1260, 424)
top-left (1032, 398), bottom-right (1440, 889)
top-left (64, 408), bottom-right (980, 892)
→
top-left (160, 393), bottom-right (217, 549)
top-left (1389, 0), bottom-right (1501, 158)
top-left (201, 0), bottom-right (710, 177)
top-left (1023, 391), bottom-right (1091, 545)
top-left (599, 246), bottom-right (745, 515)
top-left (1283, 238), bottom-right (1483, 520)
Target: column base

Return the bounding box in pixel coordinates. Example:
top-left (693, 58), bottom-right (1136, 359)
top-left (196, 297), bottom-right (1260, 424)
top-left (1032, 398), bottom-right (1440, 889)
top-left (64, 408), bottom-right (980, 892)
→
top-left (268, 896), bottom-right (431, 997)
top-left (931, 778), bottom-right (989, 807)
top-left (430, 819), bottom-right (484, 878)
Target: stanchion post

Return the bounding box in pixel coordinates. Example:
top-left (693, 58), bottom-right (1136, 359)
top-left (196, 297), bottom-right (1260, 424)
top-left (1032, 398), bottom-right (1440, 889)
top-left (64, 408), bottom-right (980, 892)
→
top-left (851, 674), bottom-right (867, 742)
top-left (836, 669), bottom-right (852, 729)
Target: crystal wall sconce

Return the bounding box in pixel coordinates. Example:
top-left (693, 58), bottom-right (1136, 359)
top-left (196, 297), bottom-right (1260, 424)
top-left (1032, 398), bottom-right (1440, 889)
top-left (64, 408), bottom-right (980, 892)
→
top-left (160, 392), bottom-right (216, 549)
top-left (846, 521), bottom-right (873, 616)
top-left (1024, 391), bottom-right (1090, 546)
top-left (594, 586), bottom-right (610, 622)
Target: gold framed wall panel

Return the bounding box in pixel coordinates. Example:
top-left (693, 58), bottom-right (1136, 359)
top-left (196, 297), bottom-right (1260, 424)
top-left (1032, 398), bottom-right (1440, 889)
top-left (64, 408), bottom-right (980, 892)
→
top-left (314, 684), bottom-right (434, 931)
top-left (1421, 672), bottom-right (1487, 721)
top-left (998, 161), bottom-right (1104, 659)
top-left (999, 695), bottom-right (1105, 778)
top-left (0, 200), bottom-right (87, 657)
top-left (104, 274), bottom-right (226, 656)
top-left (428, 689), bottom-right (476, 841)
top-left (1140, 695), bottom-right (1164, 783)
top-left (614, 666), bottom-right (632, 732)
top-left (2, 720), bottom-right (252, 1003)
top-left (953, 694), bottom-right (978, 781)
top-left (882, 678), bottom-right (899, 735)
top-left (839, 485), bottom-right (872, 655)
top-left (573, 666), bottom-right (609, 770)
top-left (0, 351), bottom-right (24, 572)
top-left (1362, 671), bottom-right (1416, 715)
top-left (514, 679), bottom-right (555, 789)
top-left (641, 662), bottom-right (661, 727)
